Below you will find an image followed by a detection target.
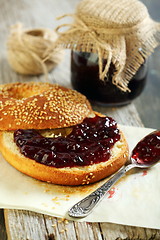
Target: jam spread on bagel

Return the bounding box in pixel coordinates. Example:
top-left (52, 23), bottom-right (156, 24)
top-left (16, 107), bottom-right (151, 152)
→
top-left (14, 115), bottom-right (120, 168)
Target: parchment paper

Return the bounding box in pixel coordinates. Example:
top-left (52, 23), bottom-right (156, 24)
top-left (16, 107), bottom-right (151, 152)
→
top-left (0, 125), bottom-right (159, 229)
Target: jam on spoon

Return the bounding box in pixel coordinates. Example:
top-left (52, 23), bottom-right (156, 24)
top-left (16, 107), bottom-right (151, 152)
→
top-left (68, 130), bottom-right (160, 218)
top-left (131, 130), bottom-right (160, 164)
top-left (14, 115), bottom-right (120, 168)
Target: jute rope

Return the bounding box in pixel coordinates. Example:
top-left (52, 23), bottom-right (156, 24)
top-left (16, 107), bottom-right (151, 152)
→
top-left (56, 14), bottom-right (113, 81)
top-left (7, 23), bottom-right (64, 77)
top-left (50, 0), bottom-right (160, 91)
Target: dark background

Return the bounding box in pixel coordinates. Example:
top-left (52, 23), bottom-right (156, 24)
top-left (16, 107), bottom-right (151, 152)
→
top-left (135, 0), bottom-right (160, 129)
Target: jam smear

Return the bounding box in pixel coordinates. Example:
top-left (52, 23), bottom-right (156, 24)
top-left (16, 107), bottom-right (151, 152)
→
top-left (132, 130), bottom-right (160, 164)
top-left (14, 116), bottom-right (120, 168)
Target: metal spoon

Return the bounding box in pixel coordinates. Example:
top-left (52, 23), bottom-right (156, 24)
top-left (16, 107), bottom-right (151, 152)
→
top-left (68, 130), bottom-right (160, 218)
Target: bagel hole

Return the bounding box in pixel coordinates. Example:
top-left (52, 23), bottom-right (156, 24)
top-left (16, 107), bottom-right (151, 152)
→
top-left (26, 29), bottom-right (44, 37)
top-left (6, 91), bottom-right (39, 99)
top-left (40, 127), bottom-right (72, 138)
top-left (3, 85), bottom-right (50, 99)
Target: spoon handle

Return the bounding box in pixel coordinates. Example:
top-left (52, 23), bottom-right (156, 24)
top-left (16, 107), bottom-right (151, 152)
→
top-left (68, 163), bottom-right (135, 218)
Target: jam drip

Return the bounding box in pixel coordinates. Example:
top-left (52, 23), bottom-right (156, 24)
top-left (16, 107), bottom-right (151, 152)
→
top-left (14, 116), bottom-right (120, 168)
top-left (132, 130), bottom-right (160, 164)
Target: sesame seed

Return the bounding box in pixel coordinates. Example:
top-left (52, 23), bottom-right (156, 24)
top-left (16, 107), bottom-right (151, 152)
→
top-left (0, 82), bottom-right (92, 130)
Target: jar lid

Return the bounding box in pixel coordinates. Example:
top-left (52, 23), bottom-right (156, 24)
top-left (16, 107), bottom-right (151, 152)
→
top-left (54, 0), bottom-right (160, 91)
top-left (77, 0), bottom-right (148, 29)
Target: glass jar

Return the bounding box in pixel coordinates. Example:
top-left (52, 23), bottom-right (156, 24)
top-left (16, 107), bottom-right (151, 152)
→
top-left (71, 51), bottom-right (148, 106)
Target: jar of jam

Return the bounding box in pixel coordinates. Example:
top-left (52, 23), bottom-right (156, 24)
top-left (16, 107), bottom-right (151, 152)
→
top-left (54, 0), bottom-right (159, 105)
top-left (71, 51), bottom-right (148, 106)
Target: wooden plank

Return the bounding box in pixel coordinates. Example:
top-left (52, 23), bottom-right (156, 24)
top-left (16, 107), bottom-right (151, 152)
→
top-left (92, 104), bottom-right (144, 127)
top-left (100, 222), bottom-right (160, 240)
top-left (0, 210), bottom-right (7, 240)
top-left (5, 210), bottom-right (49, 240)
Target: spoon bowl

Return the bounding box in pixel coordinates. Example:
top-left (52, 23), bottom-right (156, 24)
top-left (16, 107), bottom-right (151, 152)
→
top-left (130, 157), bottom-right (158, 169)
top-left (68, 130), bottom-right (160, 218)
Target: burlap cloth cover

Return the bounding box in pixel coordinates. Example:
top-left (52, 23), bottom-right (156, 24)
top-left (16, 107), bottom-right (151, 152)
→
top-left (53, 0), bottom-right (160, 91)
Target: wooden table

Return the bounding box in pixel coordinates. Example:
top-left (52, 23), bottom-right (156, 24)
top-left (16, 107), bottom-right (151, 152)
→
top-left (0, 0), bottom-right (160, 239)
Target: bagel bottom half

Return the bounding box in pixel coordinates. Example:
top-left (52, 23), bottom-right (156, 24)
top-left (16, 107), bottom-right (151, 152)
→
top-left (0, 125), bottom-right (128, 186)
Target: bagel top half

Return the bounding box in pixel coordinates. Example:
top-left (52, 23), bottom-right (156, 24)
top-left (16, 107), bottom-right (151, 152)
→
top-left (0, 82), bottom-right (92, 130)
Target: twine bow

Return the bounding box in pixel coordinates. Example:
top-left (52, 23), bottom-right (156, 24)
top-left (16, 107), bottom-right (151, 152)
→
top-left (55, 14), bottom-right (113, 81)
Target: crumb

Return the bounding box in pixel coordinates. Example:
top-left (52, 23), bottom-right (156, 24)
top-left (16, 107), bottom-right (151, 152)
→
top-left (44, 189), bottom-right (50, 193)
top-left (58, 218), bottom-right (64, 223)
top-left (52, 197), bottom-right (59, 201)
top-left (47, 181), bottom-right (51, 183)
top-left (64, 219), bottom-right (69, 224)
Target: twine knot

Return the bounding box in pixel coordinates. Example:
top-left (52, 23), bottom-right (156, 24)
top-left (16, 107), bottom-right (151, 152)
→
top-left (55, 14), bottom-right (113, 83)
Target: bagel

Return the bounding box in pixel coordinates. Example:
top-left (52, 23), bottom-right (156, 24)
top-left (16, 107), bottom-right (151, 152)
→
top-left (0, 82), bottom-right (92, 130)
top-left (0, 127), bottom-right (128, 185)
top-left (0, 82), bottom-right (129, 185)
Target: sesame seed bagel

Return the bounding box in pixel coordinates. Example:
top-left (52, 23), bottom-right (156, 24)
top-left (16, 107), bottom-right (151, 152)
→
top-left (0, 82), bottom-right (92, 130)
top-left (0, 82), bottom-right (129, 185)
top-left (0, 117), bottom-right (129, 186)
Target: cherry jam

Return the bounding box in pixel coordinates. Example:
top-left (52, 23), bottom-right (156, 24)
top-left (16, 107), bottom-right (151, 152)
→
top-left (71, 51), bottom-right (148, 106)
top-left (132, 130), bottom-right (160, 164)
top-left (14, 116), bottom-right (120, 168)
